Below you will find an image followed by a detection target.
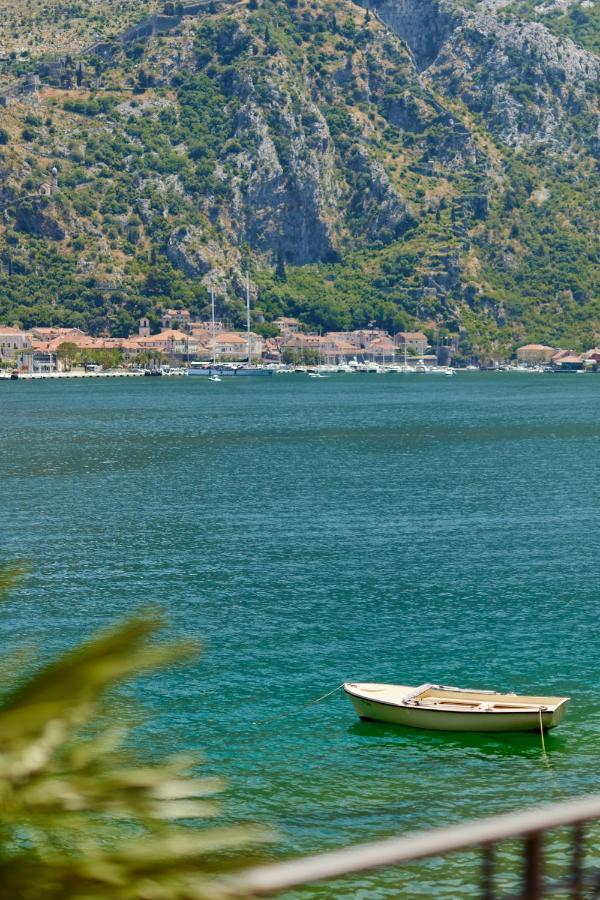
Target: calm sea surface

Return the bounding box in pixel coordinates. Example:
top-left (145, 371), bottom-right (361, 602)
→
top-left (1, 374), bottom-right (599, 896)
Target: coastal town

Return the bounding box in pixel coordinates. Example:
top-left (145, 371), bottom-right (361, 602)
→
top-left (1, 312), bottom-right (599, 376)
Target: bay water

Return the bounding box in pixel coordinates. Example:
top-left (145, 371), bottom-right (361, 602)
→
top-left (1, 374), bottom-right (599, 895)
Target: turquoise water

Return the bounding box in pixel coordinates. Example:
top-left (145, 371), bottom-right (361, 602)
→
top-left (1, 374), bottom-right (599, 895)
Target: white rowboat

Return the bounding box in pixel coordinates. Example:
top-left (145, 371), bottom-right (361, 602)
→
top-left (344, 682), bottom-right (570, 733)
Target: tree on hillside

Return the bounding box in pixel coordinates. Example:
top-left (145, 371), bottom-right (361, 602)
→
top-left (275, 246), bottom-right (287, 282)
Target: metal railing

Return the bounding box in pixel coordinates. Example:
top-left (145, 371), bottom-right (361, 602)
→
top-left (222, 794), bottom-right (600, 898)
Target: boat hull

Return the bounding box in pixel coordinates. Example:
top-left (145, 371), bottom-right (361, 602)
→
top-left (233, 367), bottom-right (274, 376)
top-left (345, 686), bottom-right (569, 733)
top-left (187, 366), bottom-right (273, 377)
top-left (187, 366), bottom-right (236, 377)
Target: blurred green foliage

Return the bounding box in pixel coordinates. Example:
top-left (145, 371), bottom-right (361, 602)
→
top-left (0, 565), bottom-right (269, 899)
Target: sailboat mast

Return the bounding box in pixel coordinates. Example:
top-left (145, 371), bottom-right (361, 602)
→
top-left (210, 289), bottom-right (216, 366)
top-left (245, 271), bottom-right (252, 365)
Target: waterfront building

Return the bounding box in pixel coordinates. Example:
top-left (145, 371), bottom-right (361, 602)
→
top-left (0, 326), bottom-right (32, 361)
top-left (263, 337), bottom-right (282, 362)
top-left (186, 329), bottom-right (213, 357)
top-left (273, 317), bottom-right (301, 335)
top-left (214, 331), bottom-right (263, 361)
top-left (553, 354), bottom-right (584, 372)
top-left (135, 329), bottom-right (199, 358)
top-left (583, 349), bottom-right (600, 369)
top-left (322, 330), bottom-right (389, 351)
top-left (394, 331), bottom-right (429, 356)
top-left (365, 336), bottom-right (397, 363)
top-left (161, 308), bottom-right (192, 331)
top-left (280, 333), bottom-right (323, 359)
top-left (30, 327), bottom-right (85, 342)
top-left (516, 343), bottom-right (556, 365)
top-left (21, 342), bottom-right (60, 373)
top-left (320, 337), bottom-right (359, 363)
top-left (20, 334), bottom-right (124, 372)
top-left (551, 349), bottom-right (576, 367)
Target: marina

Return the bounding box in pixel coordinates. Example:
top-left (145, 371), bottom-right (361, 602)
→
top-left (5, 362), bottom-right (592, 381)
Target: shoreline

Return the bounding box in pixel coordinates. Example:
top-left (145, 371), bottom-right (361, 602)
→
top-left (1, 367), bottom-right (597, 381)
top-left (0, 370), bottom-right (148, 380)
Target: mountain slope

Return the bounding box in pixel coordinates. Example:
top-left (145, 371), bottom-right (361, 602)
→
top-left (0, 0), bottom-right (598, 353)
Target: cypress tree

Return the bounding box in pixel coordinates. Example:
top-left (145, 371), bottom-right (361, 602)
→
top-left (275, 246), bottom-right (287, 281)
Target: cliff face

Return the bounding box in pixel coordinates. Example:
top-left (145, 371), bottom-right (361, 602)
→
top-left (365, 0), bottom-right (599, 150)
top-left (0, 0), bottom-right (598, 352)
top-left (225, 64), bottom-right (341, 264)
top-left (359, 0), bottom-right (459, 69)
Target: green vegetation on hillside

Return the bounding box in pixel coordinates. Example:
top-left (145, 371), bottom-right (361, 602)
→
top-left (503, 0), bottom-right (600, 53)
top-left (0, 0), bottom-right (598, 354)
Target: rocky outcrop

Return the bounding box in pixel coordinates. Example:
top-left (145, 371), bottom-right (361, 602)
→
top-left (346, 146), bottom-right (416, 241)
top-left (167, 225), bottom-right (242, 290)
top-left (166, 226), bottom-right (213, 278)
top-left (359, 0), bottom-right (459, 70)
top-left (226, 67), bottom-right (342, 264)
top-left (429, 10), bottom-right (600, 148)
top-left (15, 199), bottom-right (65, 240)
top-left (361, 0), bottom-right (599, 150)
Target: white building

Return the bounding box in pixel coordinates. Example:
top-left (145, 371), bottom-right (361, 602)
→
top-left (0, 327), bottom-right (32, 362)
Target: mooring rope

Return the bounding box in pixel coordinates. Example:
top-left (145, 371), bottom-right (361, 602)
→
top-left (253, 682), bottom-right (345, 726)
top-left (536, 711), bottom-right (569, 806)
top-left (539, 707), bottom-right (548, 760)
top-left (538, 706), bottom-right (552, 769)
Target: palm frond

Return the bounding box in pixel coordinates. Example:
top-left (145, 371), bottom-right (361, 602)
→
top-left (0, 565), bottom-right (273, 899)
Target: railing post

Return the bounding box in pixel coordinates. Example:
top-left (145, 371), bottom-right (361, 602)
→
top-left (523, 832), bottom-right (543, 900)
top-left (571, 823), bottom-right (583, 899)
top-left (481, 844), bottom-right (495, 900)
top-left (225, 796), bottom-right (600, 897)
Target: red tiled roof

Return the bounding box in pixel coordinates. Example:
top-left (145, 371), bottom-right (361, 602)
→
top-left (216, 332), bottom-right (248, 345)
top-left (396, 331), bottom-right (427, 340)
top-left (518, 344), bottom-right (555, 351)
top-left (140, 329), bottom-right (191, 343)
top-left (0, 326), bottom-right (28, 335)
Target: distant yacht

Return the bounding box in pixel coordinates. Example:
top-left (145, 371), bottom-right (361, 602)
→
top-left (187, 278), bottom-right (273, 377)
top-left (428, 366), bottom-right (454, 376)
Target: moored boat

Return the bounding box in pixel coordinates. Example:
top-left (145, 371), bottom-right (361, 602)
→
top-left (233, 366), bottom-right (274, 376)
top-left (186, 279), bottom-right (272, 377)
top-left (344, 682), bottom-right (570, 733)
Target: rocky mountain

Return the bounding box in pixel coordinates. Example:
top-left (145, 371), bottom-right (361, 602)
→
top-left (0, 0), bottom-right (598, 354)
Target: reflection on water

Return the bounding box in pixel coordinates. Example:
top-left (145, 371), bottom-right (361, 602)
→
top-left (348, 720), bottom-right (570, 760)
